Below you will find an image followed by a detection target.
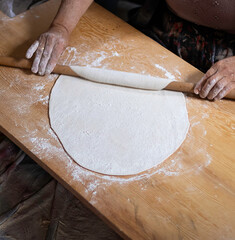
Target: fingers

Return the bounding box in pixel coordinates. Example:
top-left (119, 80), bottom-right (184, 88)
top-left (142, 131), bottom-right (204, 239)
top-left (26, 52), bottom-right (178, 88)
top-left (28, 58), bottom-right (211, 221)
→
top-left (31, 35), bottom-right (46, 74)
top-left (195, 72), bottom-right (235, 100)
top-left (26, 41), bottom-right (39, 59)
top-left (194, 66), bottom-right (217, 94)
top-left (199, 74), bottom-right (222, 98)
top-left (26, 25), bottom-right (69, 75)
top-left (207, 78), bottom-right (227, 100)
top-left (194, 57), bottom-right (235, 100)
top-left (215, 82), bottom-right (235, 100)
top-left (45, 42), bottom-right (65, 75)
top-left (27, 37), bottom-right (66, 75)
top-left (38, 36), bottom-right (55, 75)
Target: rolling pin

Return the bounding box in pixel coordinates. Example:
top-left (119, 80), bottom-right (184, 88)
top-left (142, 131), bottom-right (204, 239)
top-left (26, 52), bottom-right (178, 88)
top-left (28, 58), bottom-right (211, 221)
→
top-left (0, 56), bottom-right (234, 100)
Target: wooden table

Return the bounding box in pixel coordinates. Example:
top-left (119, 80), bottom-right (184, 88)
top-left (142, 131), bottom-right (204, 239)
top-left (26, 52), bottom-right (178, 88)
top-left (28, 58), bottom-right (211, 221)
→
top-left (0, 1), bottom-right (234, 239)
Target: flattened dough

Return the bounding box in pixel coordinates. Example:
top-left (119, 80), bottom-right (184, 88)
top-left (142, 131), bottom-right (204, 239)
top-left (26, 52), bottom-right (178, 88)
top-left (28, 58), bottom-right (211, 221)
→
top-left (49, 69), bottom-right (189, 175)
top-left (70, 66), bottom-right (172, 90)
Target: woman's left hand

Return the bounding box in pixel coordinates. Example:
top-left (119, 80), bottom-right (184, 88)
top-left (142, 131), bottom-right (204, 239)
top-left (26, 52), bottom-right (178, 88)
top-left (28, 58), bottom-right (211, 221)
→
top-left (194, 56), bottom-right (235, 100)
top-left (26, 25), bottom-right (69, 75)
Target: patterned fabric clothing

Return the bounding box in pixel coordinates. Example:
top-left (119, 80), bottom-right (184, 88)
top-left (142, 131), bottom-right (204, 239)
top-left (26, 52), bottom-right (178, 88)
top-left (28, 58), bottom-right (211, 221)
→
top-left (128, 0), bottom-right (235, 72)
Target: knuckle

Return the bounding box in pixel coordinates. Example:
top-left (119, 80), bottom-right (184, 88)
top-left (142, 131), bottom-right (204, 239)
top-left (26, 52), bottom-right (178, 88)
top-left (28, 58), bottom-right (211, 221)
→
top-left (210, 89), bottom-right (217, 96)
top-left (36, 49), bottom-right (43, 56)
top-left (47, 32), bottom-right (53, 37)
top-left (207, 78), bottom-right (216, 87)
top-left (216, 81), bottom-right (224, 89)
top-left (39, 35), bottom-right (46, 42)
top-left (207, 80), bottom-right (213, 86)
top-left (46, 33), bottom-right (55, 40)
top-left (36, 52), bottom-right (43, 58)
top-left (42, 51), bottom-right (49, 58)
top-left (58, 38), bottom-right (65, 44)
top-left (48, 34), bottom-right (56, 42)
top-left (42, 32), bottom-right (50, 37)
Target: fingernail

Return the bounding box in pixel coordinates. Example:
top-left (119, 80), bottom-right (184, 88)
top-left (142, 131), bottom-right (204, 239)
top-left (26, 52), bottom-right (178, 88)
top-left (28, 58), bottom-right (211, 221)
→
top-left (207, 96), bottom-right (212, 100)
top-left (38, 71), bottom-right (44, 76)
top-left (31, 67), bottom-right (37, 73)
top-left (194, 89), bottom-right (199, 94)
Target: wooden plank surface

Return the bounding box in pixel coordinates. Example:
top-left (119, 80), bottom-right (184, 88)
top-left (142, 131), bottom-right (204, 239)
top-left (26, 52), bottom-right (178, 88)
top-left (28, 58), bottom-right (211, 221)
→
top-left (0, 1), bottom-right (235, 239)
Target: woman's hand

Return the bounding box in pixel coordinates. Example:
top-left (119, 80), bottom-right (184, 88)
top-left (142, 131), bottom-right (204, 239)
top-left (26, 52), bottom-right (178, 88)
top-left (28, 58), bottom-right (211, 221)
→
top-left (194, 56), bottom-right (235, 100)
top-left (26, 25), bottom-right (69, 75)
top-left (26, 0), bottom-right (93, 75)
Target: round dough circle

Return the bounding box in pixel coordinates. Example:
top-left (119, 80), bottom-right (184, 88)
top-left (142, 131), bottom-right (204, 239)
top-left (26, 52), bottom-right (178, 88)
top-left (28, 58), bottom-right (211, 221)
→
top-left (49, 75), bottom-right (189, 175)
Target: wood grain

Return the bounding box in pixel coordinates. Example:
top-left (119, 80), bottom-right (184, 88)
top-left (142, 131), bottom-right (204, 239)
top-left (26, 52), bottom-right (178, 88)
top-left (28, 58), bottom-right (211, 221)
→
top-left (0, 1), bottom-right (235, 239)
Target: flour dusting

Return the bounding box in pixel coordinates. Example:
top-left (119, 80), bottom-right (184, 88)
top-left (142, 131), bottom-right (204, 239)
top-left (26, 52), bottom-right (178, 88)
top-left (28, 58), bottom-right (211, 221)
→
top-left (5, 73), bottom-right (212, 193)
top-left (33, 83), bottom-right (45, 91)
top-left (155, 63), bottom-right (176, 80)
top-left (1, 49), bottom-right (213, 199)
top-left (60, 46), bottom-right (122, 69)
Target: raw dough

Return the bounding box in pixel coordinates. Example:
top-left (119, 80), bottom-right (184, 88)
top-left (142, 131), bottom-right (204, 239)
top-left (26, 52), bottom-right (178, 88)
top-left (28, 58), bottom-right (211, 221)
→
top-left (70, 66), bottom-right (172, 90)
top-left (49, 68), bottom-right (189, 175)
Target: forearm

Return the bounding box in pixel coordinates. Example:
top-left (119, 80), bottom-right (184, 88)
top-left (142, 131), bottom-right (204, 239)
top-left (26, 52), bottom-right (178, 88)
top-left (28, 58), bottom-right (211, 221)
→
top-left (26, 0), bottom-right (93, 75)
top-left (51, 0), bottom-right (93, 35)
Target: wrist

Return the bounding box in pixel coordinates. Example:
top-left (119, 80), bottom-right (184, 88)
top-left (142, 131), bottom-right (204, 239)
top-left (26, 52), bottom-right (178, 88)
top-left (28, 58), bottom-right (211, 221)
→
top-left (50, 23), bottom-right (71, 36)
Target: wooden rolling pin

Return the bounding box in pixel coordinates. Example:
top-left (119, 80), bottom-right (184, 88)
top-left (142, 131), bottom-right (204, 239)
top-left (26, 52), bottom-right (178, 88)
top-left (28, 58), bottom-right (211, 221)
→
top-left (1, 56), bottom-right (235, 100)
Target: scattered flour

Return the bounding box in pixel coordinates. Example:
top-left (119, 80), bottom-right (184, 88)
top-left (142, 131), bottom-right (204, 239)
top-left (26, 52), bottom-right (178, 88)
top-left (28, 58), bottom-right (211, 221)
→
top-left (30, 136), bottom-right (65, 158)
top-left (0, 13), bottom-right (213, 195)
top-left (112, 51), bottom-right (119, 56)
top-left (2, 70), bottom-right (212, 199)
top-left (175, 69), bottom-right (181, 76)
top-left (37, 95), bottom-right (49, 105)
top-left (0, 7), bottom-right (221, 211)
top-left (88, 51), bottom-right (108, 67)
top-left (155, 63), bottom-right (176, 80)
top-left (60, 47), bottom-right (122, 68)
top-left (33, 83), bottom-right (46, 91)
